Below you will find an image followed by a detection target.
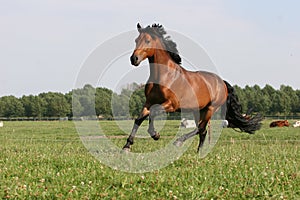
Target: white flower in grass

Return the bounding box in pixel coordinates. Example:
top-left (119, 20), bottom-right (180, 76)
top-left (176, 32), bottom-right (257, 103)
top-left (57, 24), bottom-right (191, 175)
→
top-left (263, 172), bottom-right (267, 177)
top-left (280, 171), bottom-right (284, 176)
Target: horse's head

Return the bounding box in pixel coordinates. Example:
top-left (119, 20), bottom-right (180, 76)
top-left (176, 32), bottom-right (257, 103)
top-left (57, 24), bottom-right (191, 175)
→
top-left (284, 120), bottom-right (290, 127)
top-left (130, 23), bottom-right (160, 66)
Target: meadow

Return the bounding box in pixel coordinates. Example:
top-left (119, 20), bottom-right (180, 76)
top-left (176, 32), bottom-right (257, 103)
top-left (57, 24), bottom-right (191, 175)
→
top-left (1, 120), bottom-right (300, 199)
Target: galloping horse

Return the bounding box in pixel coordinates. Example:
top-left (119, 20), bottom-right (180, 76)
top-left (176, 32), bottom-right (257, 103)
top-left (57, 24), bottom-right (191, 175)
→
top-left (123, 23), bottom-right (263, 152)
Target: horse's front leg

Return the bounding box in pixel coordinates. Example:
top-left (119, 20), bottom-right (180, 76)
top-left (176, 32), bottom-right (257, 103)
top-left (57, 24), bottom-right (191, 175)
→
top-left (147, 105), bottom-right (161, 140)
top-left (122, 106), bottom-right (149, 151)
top-left (148, 102), bottom-right (176, 140)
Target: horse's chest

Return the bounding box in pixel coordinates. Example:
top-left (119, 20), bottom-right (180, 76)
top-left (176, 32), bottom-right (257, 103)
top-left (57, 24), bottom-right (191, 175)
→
top-left (145, 84), bottom-right (174, 104)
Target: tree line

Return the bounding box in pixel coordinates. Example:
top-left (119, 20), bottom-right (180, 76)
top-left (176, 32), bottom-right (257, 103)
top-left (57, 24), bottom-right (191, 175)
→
top-left (0, 83), bottom-right (299, 119)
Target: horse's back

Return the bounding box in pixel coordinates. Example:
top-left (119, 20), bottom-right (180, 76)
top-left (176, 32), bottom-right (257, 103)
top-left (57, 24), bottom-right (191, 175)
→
top-left (179, 69), bottom-right (227, 109)
top-left (195, 70), bottom-right (227, 106)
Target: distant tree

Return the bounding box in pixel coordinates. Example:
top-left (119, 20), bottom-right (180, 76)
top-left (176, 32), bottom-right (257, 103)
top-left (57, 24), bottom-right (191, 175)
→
top-left (261, 85), bottom-right (275, 115)
top-left (262, 84), bottom-right (276, 97)
top-left (252, 85), bottom-right (271, 115)
top-left (95, 87), bottom-right (113, 117)
top-left (71, 84), bottom-right (96, 116)
top-left (129, 87), bottom-right (145, 117)
top-left (64, 92), bottom-right (73, 117)
top-left (0, 96), bottom-right (24, 117)
top-left (271, 90), bottom-right (291, 116)
top-left (71, 95), bottom-right (84, 117)
top-left (115, 83), bottom-right (146, 118)
top-left (233, 85), bottom-right (248, 113)
top-left (120, 88), bottom-right (132, 97)
top-left (243, 85), bottom-right (258, 113)
top-left (280, 85), bottom-right (299, 115)
top-left (1, 82), bottom-right (299, 119)
top-left (80, 85), bottom-right (96, 116)
top-left (295, 90), bottom-right (300, 113)
top-left (111, 93), bottom-right (129, 118)
top-left (21, 95), bottom-right (44, 118)
top-left (39, 92), bottom-right (70, 117)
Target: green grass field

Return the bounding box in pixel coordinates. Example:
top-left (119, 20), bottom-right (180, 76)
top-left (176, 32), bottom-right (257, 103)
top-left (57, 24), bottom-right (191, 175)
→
top-left (1, 120), bottom-right (300, 199)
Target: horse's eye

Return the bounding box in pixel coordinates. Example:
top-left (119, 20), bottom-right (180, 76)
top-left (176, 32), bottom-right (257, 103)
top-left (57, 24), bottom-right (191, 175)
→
top-left (145, 40), bottom-right (150, 44)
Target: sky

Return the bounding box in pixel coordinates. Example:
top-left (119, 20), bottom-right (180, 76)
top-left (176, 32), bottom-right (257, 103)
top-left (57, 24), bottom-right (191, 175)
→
top-left (1, 0), bottom-right (300, 97)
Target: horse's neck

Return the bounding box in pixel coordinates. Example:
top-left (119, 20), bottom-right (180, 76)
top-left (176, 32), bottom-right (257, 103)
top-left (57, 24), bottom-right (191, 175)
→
top-left (147, 50), bottom-right (181, 83)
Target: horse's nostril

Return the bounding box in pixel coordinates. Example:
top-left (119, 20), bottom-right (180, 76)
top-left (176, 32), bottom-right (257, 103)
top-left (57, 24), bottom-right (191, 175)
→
top-left (130, 55), bottom-right (138, 65)
top-left (130, 55), bottom-right (134, 63)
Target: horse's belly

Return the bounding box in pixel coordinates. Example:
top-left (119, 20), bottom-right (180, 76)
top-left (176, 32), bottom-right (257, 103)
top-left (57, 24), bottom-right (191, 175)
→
top-left (179, 95), bottom-right (210, 110)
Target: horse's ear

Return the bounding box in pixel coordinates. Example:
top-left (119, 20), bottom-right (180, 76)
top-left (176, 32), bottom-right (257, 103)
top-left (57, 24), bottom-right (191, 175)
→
top-left (137, 23), bottom-right (142, 32)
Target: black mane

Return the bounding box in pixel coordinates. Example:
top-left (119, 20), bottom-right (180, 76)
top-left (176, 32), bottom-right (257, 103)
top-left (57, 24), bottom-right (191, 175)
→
top-left (140, 24), bottom-right (182, 64)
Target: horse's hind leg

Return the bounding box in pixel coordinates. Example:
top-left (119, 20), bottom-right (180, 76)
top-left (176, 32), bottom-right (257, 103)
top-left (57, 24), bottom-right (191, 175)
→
top-left (197, 120), bottom-right (211, 151)
top-left (198, 129), bottom-right (207, 152)
top-left (174, 120), bottom-right (209, 151)
top-left (173, 128), bottom-right (199, 147)
top-left (197, 107), bottom-right (214, 152)
top-left (173, 110), bottom-right (200, 147)
top-left (208, 120), bottom-right (211, 144)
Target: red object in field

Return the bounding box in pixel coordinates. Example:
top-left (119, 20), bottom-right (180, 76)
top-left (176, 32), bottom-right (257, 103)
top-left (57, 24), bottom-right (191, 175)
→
top-left (269, 120), bottom-right (289, 128)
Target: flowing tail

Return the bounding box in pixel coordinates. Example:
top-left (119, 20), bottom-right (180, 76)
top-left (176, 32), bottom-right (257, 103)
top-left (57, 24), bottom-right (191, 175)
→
top-left (223, 81), bottom-right (263, 134)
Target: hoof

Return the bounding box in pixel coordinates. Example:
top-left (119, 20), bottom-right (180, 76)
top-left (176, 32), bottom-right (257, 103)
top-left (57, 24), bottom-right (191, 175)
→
top-left (173, 139), bottom-right (183, 147)
top-left (151, 132), bottom-right (160, 140)
top-left (121, 147), bottom-right (130, 153)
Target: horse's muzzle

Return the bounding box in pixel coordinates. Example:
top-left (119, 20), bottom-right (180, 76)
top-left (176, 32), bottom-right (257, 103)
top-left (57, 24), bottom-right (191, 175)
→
top-left (130, 54), bottom-right (139, 66)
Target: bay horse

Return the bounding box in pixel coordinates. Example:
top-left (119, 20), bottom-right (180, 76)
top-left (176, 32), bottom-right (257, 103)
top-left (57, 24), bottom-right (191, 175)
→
top-left (270, 120), bottom-right (289, 128)
top-left (123, 23), bottom-right (263, 152)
